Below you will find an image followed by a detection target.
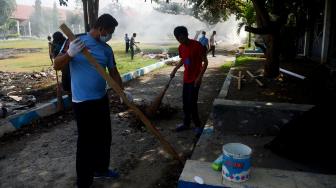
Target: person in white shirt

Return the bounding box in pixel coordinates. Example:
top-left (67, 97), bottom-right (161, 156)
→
top-left (208, 31), bottom-right (217, 57)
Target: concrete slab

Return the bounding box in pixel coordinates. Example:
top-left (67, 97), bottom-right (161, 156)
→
top-left (178, 160), bottom-right (336, 188)
top-left (213, 99), bottom-right (313, 135)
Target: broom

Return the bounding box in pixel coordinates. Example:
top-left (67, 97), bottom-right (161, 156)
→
top-left (145, 77), bottom-right (173, 117)
top-left (55, 69), bottom-right (64, 112)
top-left (49, 56), bottom-right (64, 112)
top-left (48, 37), bottom-right (64, 112)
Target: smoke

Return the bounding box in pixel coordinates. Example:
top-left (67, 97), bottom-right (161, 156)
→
top-left (100, 2), bottom-right (247, 47)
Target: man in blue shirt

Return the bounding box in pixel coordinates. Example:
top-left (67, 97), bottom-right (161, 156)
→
top-left (54, 14), bottom-right (124, 188)
top-left (198, 31), bottom-right (209, 53)
top-left (124, 33), bottom-right (130, 53)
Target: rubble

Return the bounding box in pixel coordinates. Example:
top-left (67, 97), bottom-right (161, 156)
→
top-left (0, 67), bottom-right (57, 118)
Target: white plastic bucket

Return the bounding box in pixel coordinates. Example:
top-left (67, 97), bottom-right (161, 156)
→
top-left (222, 143), bottom-right (252, 183)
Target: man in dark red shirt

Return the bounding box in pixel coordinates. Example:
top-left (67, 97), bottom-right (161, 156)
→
top-left (170, 26), bottom-right (208, 136)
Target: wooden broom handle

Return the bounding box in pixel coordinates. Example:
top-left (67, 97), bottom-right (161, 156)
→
top-left (59, 24), bottom-right (182, 163)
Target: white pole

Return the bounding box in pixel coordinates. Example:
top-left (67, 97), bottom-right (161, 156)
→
top-left (28, 21), bottom-right (32, 37)
top-left (280, 68), bottom-right (306, 80)
top-left (321, 0), bottom-right (331, 64)
top-left (16, 20), bottom-right (20, 36)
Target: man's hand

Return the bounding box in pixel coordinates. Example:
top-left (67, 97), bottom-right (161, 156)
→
top-left (67, 38), bottom-right (85, 57)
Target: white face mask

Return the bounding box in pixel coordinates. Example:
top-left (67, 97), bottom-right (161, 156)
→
top-left (100, 33), bottom-right (112, 42)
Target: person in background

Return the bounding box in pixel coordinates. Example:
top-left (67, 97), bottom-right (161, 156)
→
top-left (208, 31), bottom-right (217, 57)
top-left (198, 31), bottom-right (209, 54)
top-left (130, 33), bottom-right (139, 60)
top-left (47, 36), bottom-right (53, 63)
top-left (125, 33), bottom-right (130, 53)
top-left (170, 26), bottom-right (208, 137)
top-left (52, 31), bottom-right (71, 94)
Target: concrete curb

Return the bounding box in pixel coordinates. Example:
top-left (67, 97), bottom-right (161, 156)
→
top-left (0, 96), bottom-right (72, 137)
top-left (178, 160), bottom-right (336, 188)
top-left (0, 56), bottom-right (179, 138)
top-left (120, 56), bottom-right (179, 83)
top-left (217, 68), bottom-right (233, 99)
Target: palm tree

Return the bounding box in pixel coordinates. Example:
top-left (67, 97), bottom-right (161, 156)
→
top-left (237, 1), bottom-right (256, 48)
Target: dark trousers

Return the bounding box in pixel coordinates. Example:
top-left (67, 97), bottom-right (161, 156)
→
top-left (208, 45), bottom-right (216, 57)
top-left (183, 83), bottom-right (201, 127)
top-left (130, 46), bottom-right (134, 60)
top-left (73, 95), bottom-right (111, 188)
top-left (126, 42), bottom-right (129, 53)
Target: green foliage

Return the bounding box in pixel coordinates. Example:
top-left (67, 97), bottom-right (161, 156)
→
top-left (0, 40), bottom-right (161, 73)
top-left (154, 2), bottom-right (191, 15)
top-left (187, 0), bottom-right (244, 25)
top-left (0, 0), bottom-right (16, 26)
top-left (58, 0), bottom-right (68, 6)
top-left (237, 1), bottom-right (255, 34)
top-left (235, 55), bottom-right (264, 66)
top-left (6, 33), bottom-right (20, 38)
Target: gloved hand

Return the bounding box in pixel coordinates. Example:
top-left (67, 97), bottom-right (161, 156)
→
top-left (120, 91), bottom-right (133, 104)
top-left (67, 38), bottom-right (85, 57)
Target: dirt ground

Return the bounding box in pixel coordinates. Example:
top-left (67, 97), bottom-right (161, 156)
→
top-left (0, 55), bottom-right (232, 188)
top-left (227, 58), bottom-right (320, 104)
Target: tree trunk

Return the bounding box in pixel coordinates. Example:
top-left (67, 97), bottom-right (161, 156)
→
top-left (264, 34), bottom-right (280, 77)
top-left (248, 32), bottom-right (251, 48)
top-left (249, 0), bottom-right (279, 78)
top-left (82, 0), bottom-right (99, 32)
top-left (82, 0), bottom-right (89, 32)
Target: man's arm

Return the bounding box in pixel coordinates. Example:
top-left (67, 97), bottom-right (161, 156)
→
top-left (194, 54), bottom-right (208, 86)
top-left (54, 53), bottom-right (71, 70)
top-left (108, 67), bottom-right (124, 90)
top-left (170, 59), bottom-right (183, 78)
top-left (53, 38), bottom-right (84, 70)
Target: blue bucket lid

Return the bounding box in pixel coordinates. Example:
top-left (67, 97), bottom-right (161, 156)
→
top-left (223, 143), bottom-right (252, 159)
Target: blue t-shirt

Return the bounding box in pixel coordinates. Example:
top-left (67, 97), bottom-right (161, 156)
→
top-left (198, 36), bottom-right (209, 49)
top-left (62, 33), bottom-right (115, 102)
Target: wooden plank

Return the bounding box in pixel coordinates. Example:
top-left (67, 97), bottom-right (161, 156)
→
top-left (246, 70), bottom-right (264, 87)
top-left (238, 71), bottom-right (241, 90)
top-left (59, 24), bottom-right (182, 163)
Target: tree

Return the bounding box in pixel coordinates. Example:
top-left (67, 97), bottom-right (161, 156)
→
top-left (0, 0), bottom-right (16, 26)
top-left (154, 2), bottom-right (191, 15)
top-left (244, 0), bottom-right (309, 77)
top-left (184, 0), bottom-right (309, 78)
top-left (59, 0), bottom-right (99, 32)
top-left (237, 1), bottom-right (256, 48)
top-left (30, 0), bottom-right (43, 37)
top-left (52, 2), bottom-right (59, 32)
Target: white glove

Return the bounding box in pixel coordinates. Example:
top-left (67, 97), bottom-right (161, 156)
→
top-left (67, 38), bottom-right (85, 57)
top-left (120, 91), bottom-right (133, 104)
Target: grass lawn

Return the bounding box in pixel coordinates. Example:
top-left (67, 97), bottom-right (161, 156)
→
top-left (0, 39), bottom-right (177, 73)
top-left (235, 55), bottom-right (265, 66)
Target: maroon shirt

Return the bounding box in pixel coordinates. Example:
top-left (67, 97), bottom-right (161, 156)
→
top-left (178, 39), bottom-right (204, 83)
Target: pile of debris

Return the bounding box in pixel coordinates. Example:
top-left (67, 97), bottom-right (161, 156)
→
top-left (0, 48), bottom-right (42, 60)
top-left (165, 59), bottom-right (180, 66)
top-left (0, 67), bottom-right (57, 118)
top-left (141, 52), bottom-right (169, 60)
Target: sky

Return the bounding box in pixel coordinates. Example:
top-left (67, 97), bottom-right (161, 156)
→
top-left (15, 0), bottom-right (155, 11)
